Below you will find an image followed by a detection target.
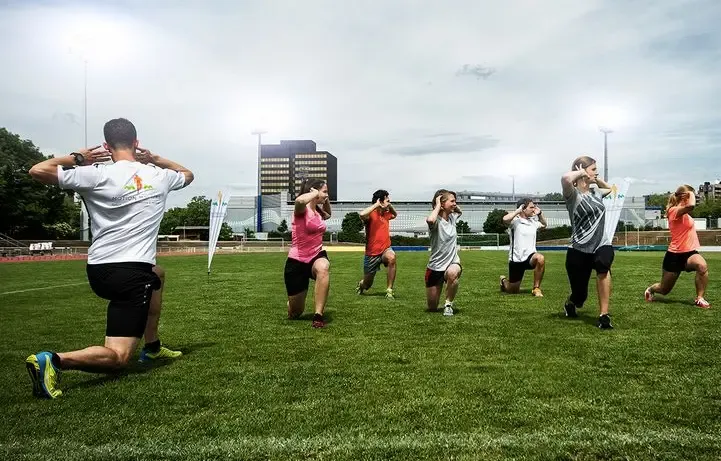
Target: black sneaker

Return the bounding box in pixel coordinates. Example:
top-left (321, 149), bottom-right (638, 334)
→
top-left (564, 299), bottom-right (578, 318)
top-left (312, 313), bottom-right (326, 329)
top-left (597, 314), bottom-right (613, 329)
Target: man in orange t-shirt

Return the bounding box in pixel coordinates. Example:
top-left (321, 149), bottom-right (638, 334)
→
top-left (645, 185), bottom-right (710, 308)
top-left (356, 189), bottom-right (398, 299)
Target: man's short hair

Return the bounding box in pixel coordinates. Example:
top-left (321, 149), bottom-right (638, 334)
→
top-left (516, 198), bottom-right (534, 209)
top-left (103, 118), bottom-right (137, 150)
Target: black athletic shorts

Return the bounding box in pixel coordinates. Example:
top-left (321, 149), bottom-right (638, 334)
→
top-left (284, 251), bottom-right (329, 296)
top-left (424, 264), bottom-right (463, 288)
top-left (508, 253), bottom-right (536, 283)
top-left (662, 250), bottom-right (698, 274)
top-left (86, 262), bottom-right (161, 338)
top-left (566, 245), bottom-right (615, 275)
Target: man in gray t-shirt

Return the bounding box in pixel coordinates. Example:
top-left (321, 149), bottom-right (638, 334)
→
top-left (565, 187), bottom-right (611, 253)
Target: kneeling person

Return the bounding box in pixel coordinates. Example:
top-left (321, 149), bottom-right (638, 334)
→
top-left (356, 189), bottom-right (397, 299)
top-left (500, 198), bottom-right (547, 297)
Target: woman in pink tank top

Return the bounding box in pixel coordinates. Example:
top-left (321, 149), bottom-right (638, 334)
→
top-left (284, 179), bottom-right (332, 328)
top-left (645, 185), bottom-right (710, 308)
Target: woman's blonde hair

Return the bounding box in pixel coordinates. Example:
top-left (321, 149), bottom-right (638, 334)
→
top-left (431, 189), bottom-right (456, 208)
top-left (667, 184), bottom-right (695, 209)
top-left (571, 155), bottom-right (596, 171)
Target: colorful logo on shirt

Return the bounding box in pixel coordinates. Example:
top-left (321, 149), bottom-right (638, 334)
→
top-left (124, 174), bottom-right (154, 192)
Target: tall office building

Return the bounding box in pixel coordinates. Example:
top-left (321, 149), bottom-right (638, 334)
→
top-left (699, 181), bottom-right (721, 200)
top-left (260, 140), bottom-right (338, 200)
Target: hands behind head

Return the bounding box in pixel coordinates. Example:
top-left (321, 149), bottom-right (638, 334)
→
top-left (575, 163), bottom-right (596, 183)
top-left (77, 145), bottom-right (111, 165)
top-left (435, 195), bottom-right (442, 207)
top-left (310, 187), bottom-right (329, 202)
top-left (134, 147), bottom-right (156, 165)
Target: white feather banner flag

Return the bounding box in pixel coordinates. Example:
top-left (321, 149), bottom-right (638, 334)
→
top-left (208, 190), bottom-right (231, 274)
top-left (602, 177), bottom-right (633, 242)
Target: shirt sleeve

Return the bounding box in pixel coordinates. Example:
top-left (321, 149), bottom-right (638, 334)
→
top-left (163, 169), bottom-right (187, 191)
top-left (57, 165), bottom-right (102, 191)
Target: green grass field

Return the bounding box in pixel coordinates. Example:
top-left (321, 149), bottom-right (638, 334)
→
top-left (1, 250), bottom-right (720, 460)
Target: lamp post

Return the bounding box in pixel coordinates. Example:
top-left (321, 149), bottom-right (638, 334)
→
top-left (600, 127), bottom-right (613, 182)
top-left (510, 175), bottom-right (516, 202)
top-left (251, 130), bottom-right (267, 233)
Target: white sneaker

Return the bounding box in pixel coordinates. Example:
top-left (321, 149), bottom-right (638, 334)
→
top-left (443, 303), bottom-right (454, 316)
top-left (695, 297), bottom-right (711, 309)
top-left (644, 287), bottom-right (654, 302)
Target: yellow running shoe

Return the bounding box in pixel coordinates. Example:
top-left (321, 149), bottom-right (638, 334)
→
top-left (532, 287), bottom-right (544, 297)
top-left (26, 352), bottom-right (62, 399)
top-left (139, 345), bottom-right (183, 363)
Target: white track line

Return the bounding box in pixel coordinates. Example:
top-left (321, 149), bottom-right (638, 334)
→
top-left (0, 282), bottom-right (87, 296)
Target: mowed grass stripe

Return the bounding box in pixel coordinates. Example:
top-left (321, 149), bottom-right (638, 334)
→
top-left (1, 251), bottom-right (720, 460)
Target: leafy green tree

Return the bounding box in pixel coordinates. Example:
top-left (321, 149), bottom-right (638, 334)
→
top-left (339, 211), bottom-right (364, 243)
top-left (692, 199), bottom-right (721, 219)
top-left (0, 127), bottom-right (78, 238)
top-left (456, 219), bottom-right (471, 234)
top-left (219, 222), bottom-right (234, 240)
top-left (483, 209), bottom-right (507, 235)
top-left (542, 192), bottom-right (563, 201)
top-left (277, 219), bottom-right (289, 233)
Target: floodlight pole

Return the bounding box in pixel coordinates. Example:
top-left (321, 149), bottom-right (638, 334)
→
top-left (600, 127), bottom-right (613, 182)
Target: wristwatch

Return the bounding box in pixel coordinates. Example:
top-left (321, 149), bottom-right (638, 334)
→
top-left (70, 152), bottom-right (85, 166)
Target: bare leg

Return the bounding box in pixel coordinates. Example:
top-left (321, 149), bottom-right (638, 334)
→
top-left (57, 337), bottom-right (139, 371)
top-left (444, 264), bottom-right (462, 302)
top-left (287, 291), bottom-right (307, 319)
top-left (503, 280), bottom-right (522, 294)
top-left (596, 272), bottom-right (611, 316)
top-left (687, 254), bottom-right (709, 299)
top-left (532, 253), bottom-right (545, 289)
top-left (143, 265), bottom-right (165, 344)
top-left (383, 250), bottom-right (397, 290)
top-left (312, 258), bottom-right (330, 315)
top-left (426, 285), bottom-right (442, 311)
top-left (360, 273), bottom-right (376, 291)
top-left (648, 270), bottom-right (680, 296)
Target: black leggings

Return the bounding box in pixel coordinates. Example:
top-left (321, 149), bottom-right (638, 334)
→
top-left (565, 246), bottom-right (614, 307)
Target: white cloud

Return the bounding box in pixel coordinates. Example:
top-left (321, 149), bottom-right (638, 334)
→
top-left (1, 0), bottom-right (720, 207)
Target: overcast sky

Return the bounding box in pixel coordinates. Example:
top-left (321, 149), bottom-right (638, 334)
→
top-left (1, 0), bottom-right (720, 206)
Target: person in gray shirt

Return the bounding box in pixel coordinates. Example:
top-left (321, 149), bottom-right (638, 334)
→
top-left (425, 189), bottom-right (463, 316)
top-left (561, 155), bottom-right (615, 329)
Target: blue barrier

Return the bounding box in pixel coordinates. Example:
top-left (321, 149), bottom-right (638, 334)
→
top-left (391, 246), bottom-right (429, 252)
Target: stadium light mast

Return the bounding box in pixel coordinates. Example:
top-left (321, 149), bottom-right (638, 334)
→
top-left (599, 127), bottom-right (613, 181)
top-left (251, 129), bottom-right (267, 233)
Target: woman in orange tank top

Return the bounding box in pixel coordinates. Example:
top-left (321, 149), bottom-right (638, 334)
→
top-left (644, 185), bottom-right (710, 308)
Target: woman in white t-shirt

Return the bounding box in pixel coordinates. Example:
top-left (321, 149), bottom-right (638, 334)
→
top-left (425, 189), bottom-right (463, 316)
